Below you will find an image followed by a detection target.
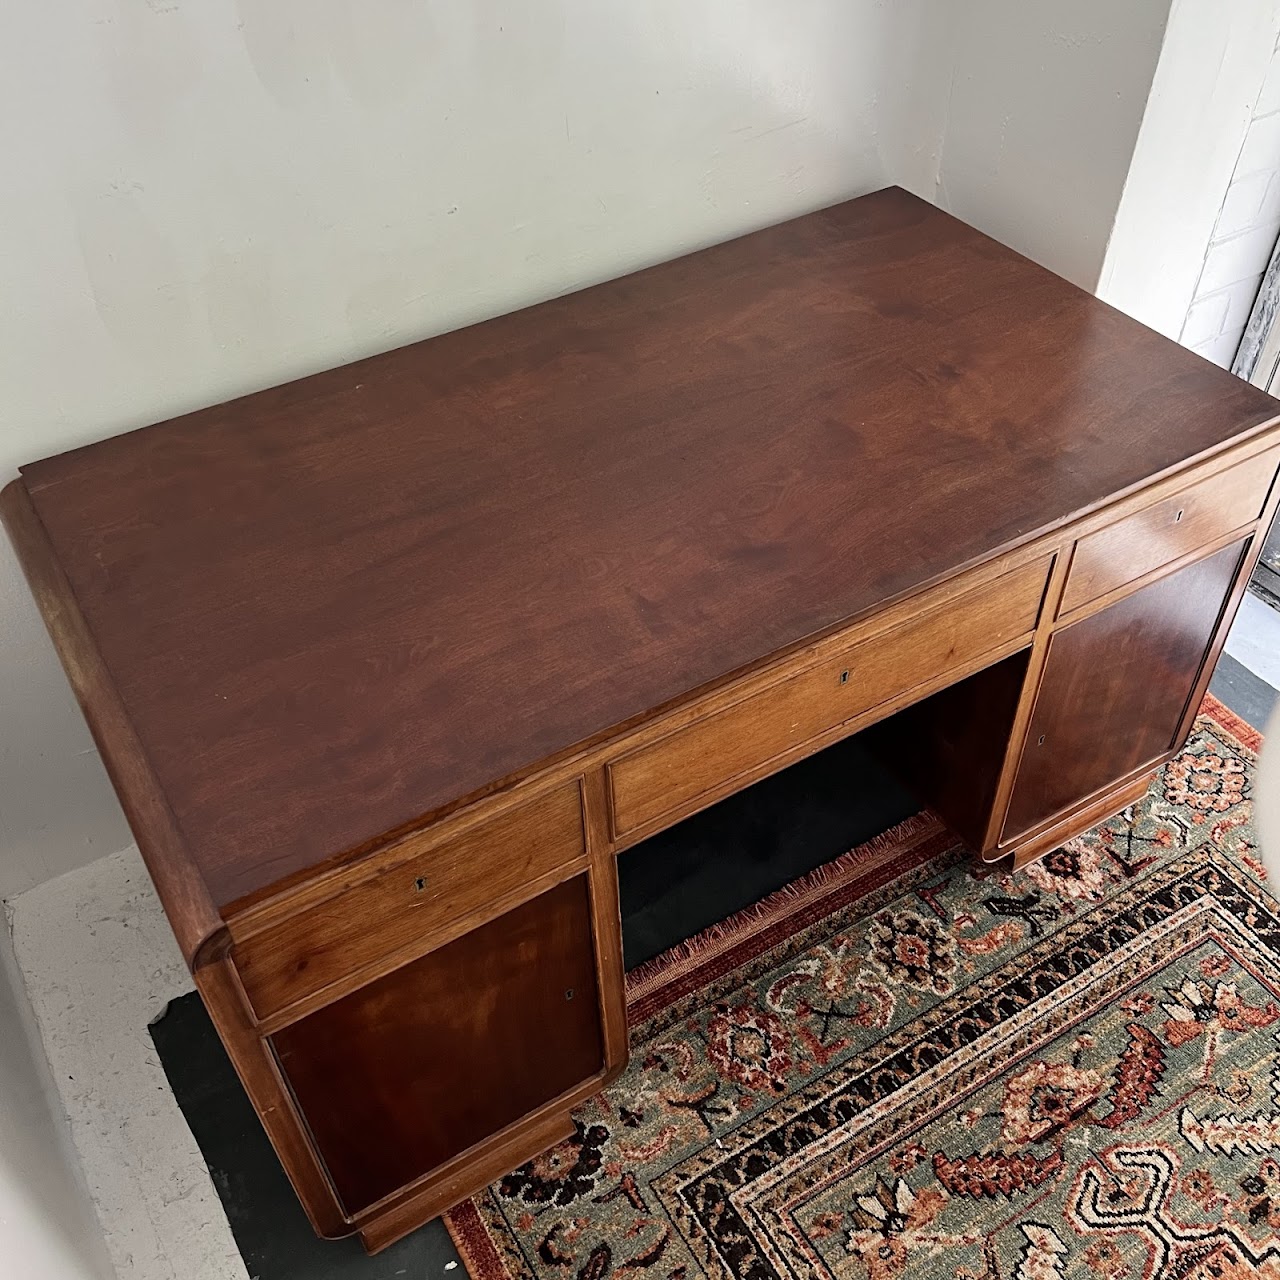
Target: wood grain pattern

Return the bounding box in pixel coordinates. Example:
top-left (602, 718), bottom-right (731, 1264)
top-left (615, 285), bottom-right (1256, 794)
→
top-left (1059, 446), bottom-right (1279, 616)
top-left (15, 187), bottom-right (1280, 912)
top-left (194, 956), bottom-right (349, 1240)
top-left (1003, 539), bottom-right (1247, 842)
top-left (607, 555), bottom-right (1050, 837)
top-left (581, 767), bottom-right (629, 1074)
top-left (977, 547), bottom-right (1074, 851)
top-left (354, 1106), bottom-right (578, 1254)
top-left (6, 187), bottom-right (1280, 1253)
top-left (233, 781), bottom-right (585, 1021)
top-left (271, 875), bottom-right (603, 1216)
top-left (1008, 771), bottom-right (1154, 871)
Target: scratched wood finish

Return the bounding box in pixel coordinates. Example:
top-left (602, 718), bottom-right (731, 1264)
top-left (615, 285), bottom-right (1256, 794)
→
top-left (13, 187), bottom-right (1280, 913)
top-left (1003, 539), bottom-right (1248, 842)
top-left (271, 875), bottom-right (603, 1216)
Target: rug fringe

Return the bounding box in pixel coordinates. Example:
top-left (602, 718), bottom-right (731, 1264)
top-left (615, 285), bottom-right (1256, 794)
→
top-left (624, 810), bottom-right (945, 998)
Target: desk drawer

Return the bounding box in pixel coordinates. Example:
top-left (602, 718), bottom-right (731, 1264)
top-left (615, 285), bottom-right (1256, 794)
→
top-left (233, 782), bottom-right (586, 1022)
top-left (608, 556), bottom-right (1050, 838)
top-left (1060, 447), bottom-right (1278, 616)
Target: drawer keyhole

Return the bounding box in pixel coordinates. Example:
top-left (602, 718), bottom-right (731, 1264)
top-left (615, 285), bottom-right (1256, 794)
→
top-left (839, 670), bottom-right (850, 685)
top-left (1174, 508), bottom-right (1184, 523)
top-left (1037, 734), bottom-right (1046, 746)
top-left (414, 876), bottom-right (427, 893)
top-left (564, 988), bottom-right (575, 1001)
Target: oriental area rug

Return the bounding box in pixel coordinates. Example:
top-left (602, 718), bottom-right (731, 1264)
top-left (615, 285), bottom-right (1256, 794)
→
top-left (446, 696), bottom-right (1280, 1280)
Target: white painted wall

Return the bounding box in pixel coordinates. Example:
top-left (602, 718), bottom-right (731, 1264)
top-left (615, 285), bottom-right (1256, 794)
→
top-left (1181, 32), bottom-right (1280, 367)
top-left (1099, 0), bottom-right (1280, 338)
top-left (0, 921), bottom-right (113, 1280)
top-left (933, 0), bottom-right (1172, 290)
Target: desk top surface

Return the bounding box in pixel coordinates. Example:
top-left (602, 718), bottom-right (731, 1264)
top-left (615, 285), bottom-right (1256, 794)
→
top-left (15, 187), bottom-right (1279, 911)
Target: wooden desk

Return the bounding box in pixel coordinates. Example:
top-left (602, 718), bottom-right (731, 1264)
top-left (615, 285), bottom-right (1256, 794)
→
top-left (5, 187), bottom-right (1280, 1251)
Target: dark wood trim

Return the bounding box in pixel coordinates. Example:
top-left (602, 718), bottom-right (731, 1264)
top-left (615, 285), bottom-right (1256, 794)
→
top-left (356, 1108), bottom-right (576, 1254)
top-left (194, 957), bottom-right (348, 1238)
top-left (1176, 443), bottom-right (1280, 748)
top-left (980, 547), bottom-right (1073, 850)
top-left (582, 769), bottom-right (629, 1074)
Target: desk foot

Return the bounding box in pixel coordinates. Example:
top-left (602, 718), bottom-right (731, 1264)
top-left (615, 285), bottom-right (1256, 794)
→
top-left (1002, 770), bottom-right (1157, 871)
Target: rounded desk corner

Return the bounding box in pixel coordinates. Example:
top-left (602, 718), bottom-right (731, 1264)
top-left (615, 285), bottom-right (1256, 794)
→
top-left (0, 475), bottom-right (32, 534)
top-left (189, 922), bottom-right (235, 974)
top-left (599, 1055), bottom-right (629, 1094)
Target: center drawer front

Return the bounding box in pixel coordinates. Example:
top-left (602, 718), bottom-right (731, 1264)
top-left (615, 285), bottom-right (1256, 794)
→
top-left (608, 556), bottom-right (1051, 839)
top-left (1060, 446), bottom-right (1279, 617)
top-left (233, 781), bottom-right (586, 1023)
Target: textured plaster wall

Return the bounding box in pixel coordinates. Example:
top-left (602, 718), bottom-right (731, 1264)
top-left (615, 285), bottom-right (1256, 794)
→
top-left (1179, 32), bottom-right (1280, 368)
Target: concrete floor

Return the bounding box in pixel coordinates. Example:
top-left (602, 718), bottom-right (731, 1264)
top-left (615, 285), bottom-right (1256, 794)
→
top-left (7, 615), bottom-right (1278, 1280)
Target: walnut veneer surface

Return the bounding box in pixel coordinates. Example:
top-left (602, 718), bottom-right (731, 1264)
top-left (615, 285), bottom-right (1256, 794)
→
top-left (5, 186), bottom-right (1280, 1251)
top-left (12, 187), bottom-right (1279, 916)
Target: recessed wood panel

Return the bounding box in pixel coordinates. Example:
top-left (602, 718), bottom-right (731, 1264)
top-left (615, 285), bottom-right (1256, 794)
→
top-left (608, 557), bottom-right (1050, 837)
top-left (1060, 447), bottom-right (1277, 616)
top-left (234, 782), bottom-right (585, 1021)
top-left (271, 875), bottom-right (603, 1216)
top-left (1003, 540), bottom-right (1247, 842)
top-left (874, 648), bottom-right (1031, 852)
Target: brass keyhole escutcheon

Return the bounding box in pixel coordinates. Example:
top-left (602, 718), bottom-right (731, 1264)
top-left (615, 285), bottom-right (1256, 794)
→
top-left (839, 670), bottom-right (850, 685)
top-left (414, 876), bottom-right (427, 893)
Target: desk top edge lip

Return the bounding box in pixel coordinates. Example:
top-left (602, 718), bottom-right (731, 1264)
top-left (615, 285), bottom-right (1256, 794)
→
top-left (0, 475), bottom-right (229, 970)
top-left (24, 182), bottom-right (1280, 492)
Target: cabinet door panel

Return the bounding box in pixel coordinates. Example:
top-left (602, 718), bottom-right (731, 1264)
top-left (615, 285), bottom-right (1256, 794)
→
top-left (1002, 540), bottom-right (1246, 842)
top-left (270, 874), bottom-right (603, 1216)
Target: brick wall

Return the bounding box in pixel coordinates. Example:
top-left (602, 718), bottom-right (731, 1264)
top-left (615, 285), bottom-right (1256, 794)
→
top-left (1180, 33), bottom-right (1280, 368)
